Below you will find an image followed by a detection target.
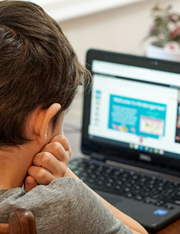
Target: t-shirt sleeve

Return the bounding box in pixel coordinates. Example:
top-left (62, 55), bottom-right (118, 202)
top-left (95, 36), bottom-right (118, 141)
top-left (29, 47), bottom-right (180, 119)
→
top-left (70, 179), bottom-right (132, 234)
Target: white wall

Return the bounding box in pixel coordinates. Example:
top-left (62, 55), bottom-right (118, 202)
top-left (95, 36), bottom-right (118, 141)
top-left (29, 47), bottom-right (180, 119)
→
top-left (60, 0), bottom-right (180, 64)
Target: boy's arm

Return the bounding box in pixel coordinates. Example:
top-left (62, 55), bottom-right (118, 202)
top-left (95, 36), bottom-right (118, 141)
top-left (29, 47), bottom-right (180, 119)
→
top-left (64, 168), bottom-right (148, 234)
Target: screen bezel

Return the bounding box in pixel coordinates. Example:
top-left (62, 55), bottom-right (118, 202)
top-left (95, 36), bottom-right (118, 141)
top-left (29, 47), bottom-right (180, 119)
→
top-left (81, 49), bottom-right (180, 174)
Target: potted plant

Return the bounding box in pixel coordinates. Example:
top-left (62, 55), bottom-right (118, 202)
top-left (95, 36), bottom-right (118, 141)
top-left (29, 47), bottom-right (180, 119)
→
top-left (144, 4), bottom-right (180, 62)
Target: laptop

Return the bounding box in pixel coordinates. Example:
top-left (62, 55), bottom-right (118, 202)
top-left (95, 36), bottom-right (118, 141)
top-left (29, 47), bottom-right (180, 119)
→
top-left (68, 49), bottom-right (180, 233)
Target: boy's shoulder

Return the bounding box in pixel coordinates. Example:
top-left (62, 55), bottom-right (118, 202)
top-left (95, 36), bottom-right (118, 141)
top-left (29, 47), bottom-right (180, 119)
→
top-left (0, 177), bottom-right (81, 207)
top-left (0, 177), bottom-right (83, 233)
top-left (0, 178), bottom-right (80, 218)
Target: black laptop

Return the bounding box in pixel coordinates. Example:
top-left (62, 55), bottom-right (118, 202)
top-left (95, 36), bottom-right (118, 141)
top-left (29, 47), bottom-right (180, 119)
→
top-left (68, 49), bottom-right (180, 233)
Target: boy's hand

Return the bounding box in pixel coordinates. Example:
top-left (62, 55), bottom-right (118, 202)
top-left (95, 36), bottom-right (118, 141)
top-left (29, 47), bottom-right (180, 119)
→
top-left (24, 135), bottom-right (71, 191)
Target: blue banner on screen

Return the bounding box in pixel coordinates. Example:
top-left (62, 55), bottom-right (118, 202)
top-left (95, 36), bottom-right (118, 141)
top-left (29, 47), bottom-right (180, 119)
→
top-left (108, 95), bottom-right (167, 139)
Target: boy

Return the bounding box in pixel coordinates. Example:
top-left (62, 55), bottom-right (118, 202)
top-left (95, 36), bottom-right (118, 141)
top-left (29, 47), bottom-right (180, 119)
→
top-left (0, 1), bottom-right (147, 234)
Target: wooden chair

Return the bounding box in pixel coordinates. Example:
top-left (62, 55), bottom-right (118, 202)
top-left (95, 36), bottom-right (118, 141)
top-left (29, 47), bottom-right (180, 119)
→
top-left (0, 208), bottom-right (37, 234)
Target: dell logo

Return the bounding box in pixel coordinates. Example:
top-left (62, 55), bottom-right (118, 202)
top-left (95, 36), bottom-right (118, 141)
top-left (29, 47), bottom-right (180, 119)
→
top-left (139, 154), bottom-right (152, 162)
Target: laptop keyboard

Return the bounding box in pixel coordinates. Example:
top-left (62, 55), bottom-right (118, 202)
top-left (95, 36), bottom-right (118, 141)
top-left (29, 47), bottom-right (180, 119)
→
top-left (69, 158), bottom-right (180, 210)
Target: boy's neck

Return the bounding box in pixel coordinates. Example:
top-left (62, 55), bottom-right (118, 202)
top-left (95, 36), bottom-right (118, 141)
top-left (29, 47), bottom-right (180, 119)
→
top-left (0, 142), bottom-right (41, 190)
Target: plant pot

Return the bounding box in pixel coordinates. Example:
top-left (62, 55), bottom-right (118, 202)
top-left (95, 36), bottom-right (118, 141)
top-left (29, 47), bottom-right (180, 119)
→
top-left (146, 43), bottom-right (180, 62)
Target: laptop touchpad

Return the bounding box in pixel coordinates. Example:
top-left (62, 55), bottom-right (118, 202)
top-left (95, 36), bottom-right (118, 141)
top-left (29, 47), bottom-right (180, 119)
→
top-left (95, 190), bottom-right (122, 205)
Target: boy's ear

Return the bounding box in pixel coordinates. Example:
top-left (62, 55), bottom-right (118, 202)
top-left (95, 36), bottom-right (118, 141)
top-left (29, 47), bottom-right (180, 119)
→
top-left (34, 103), bottom-right (61, 143)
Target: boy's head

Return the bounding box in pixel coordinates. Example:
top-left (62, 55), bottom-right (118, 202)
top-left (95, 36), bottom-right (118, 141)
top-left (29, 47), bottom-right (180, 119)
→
top-left (0, 0), bottom-right (89, 147)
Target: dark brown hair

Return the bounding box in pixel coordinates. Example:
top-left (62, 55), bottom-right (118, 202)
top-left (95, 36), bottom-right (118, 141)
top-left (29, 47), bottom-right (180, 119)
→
top-left (0, 0), bottom-right (91, 146)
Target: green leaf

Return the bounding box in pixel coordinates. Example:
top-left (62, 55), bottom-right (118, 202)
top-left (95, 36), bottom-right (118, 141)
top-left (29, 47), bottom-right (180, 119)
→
top-left (142, 3), bottom-right (180, 46)
top-left (152, 4), bottom-right (160, 12)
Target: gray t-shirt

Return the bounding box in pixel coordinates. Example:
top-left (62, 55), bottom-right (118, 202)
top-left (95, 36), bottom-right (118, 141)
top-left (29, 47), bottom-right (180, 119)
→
top-left (0, 177), bottom-right (132, 234)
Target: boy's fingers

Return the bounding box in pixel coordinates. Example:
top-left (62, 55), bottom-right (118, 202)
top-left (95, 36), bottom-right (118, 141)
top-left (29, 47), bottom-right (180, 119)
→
top-left (46, 135), bottom-right (71, 156)
top-left (51, 135), bottom-right (71, 150)
top-left (24, 175), bottom-right (38, 192)
top-left (33, 152), bottom-right (67, 177)
top-left (44, 143), bottom-right (70, 164)
top-left (41, 141), bottom-right (71, 163)
top-left (28, 135), bottom-right (71, 186)
top-left (28, 165), bottom-right (55, 185)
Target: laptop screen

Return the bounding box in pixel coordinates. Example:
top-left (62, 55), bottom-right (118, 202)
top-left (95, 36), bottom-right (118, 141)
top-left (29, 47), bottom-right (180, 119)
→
top-left (89, 60), bottom-right (180, 159)
top-left (83, 49), bottom-right (180, 171)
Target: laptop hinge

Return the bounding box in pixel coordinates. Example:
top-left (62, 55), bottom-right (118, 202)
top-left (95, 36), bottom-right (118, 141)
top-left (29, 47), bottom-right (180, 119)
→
top-left (90, 153), bottom-right (106, 163)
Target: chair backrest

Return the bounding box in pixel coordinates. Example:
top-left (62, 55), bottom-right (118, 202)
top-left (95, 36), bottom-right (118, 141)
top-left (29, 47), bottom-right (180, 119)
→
top-left (0, 208), bottom-right (37, 234)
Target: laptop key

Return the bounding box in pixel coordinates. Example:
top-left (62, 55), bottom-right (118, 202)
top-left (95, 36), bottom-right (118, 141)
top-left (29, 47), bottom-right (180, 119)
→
top-left (144, 199), bottom-right (152, 204)
top-left (165, 204), bottom-right (175, 210)
top-left (107, 178), bottom-right (114, 183)
top-left (134, 195), bottom-right (143, 201)
top-left (174, 200), bottom-right (180, 205)
top-left (106, 183), bottom-right (113, 188)
top-left (97, 180), bottom-right (103, 186)
top-left (95, 170), bottom-right (101, 176)
top-left (144, 197), bottom-right (158, 205)
top-left (155, 200), bottom-right (165, 206)
top-left (99, 176), bottom-right (105, 181)
top-left (91, 174), bottom-right (96, 179)
top-left (89, 164), bottom-right (96, 170)
top-left (152, 194), bottom-right (161, 199)
top-left (114, 185), bottom-right (124, 191)
top-left (125, 193), bottom-right (134, 198)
